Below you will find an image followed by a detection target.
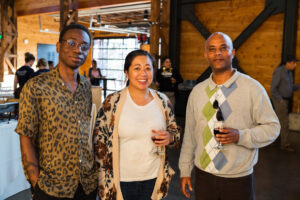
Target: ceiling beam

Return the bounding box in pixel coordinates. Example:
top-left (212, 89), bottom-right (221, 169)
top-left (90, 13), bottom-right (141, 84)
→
top-left (49, 3), bottom-right (150, 19)
top-left (181, 0), bottom-right (230, 4)
top-left (60, 0), bottom-right (78, 30)
top-left (281, 0), bottom-right (298, 62)
top-left (15, 0), bottom-right (150, 17)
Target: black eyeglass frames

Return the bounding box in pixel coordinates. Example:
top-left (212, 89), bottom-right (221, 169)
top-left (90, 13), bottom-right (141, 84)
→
top-left (61, 39), bottom-right (90, 51)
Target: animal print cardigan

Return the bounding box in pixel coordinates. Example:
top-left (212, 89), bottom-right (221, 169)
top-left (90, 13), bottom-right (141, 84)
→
top-left (94, 88), bottom-right (180, 200)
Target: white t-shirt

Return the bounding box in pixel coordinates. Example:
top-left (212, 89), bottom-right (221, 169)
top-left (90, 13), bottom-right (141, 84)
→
top-left (118, 90), bottom-right (165, 182)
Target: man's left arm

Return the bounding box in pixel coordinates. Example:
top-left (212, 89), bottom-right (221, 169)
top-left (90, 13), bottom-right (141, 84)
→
top-left (238, 85), bottom-right (280, 149)
top-left (218, 85), bottom-right (280, 149)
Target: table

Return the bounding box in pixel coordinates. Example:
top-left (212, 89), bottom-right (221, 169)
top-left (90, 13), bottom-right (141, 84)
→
top-left (95, 77), bottom-right (116, 98)
top-left (0, 120), bottom-right (30, 199)
top-left (0, 102), bottom-right (18, 122)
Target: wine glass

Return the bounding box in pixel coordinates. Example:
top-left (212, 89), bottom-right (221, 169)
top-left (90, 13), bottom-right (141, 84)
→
top-left (151, 131), bottom-right (165, 156)
top-left (214, 121), bottom-right (225, 150)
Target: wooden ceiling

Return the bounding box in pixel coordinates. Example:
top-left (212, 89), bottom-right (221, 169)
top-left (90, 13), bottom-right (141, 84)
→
top-left (82, 11), bottom-right (149, 26)
top-left (76, 9), bottom-right (150, 34)
top-left (15, 0), bottom-right (150, 16)
top-left (15, 0), bottom-right (151, 35)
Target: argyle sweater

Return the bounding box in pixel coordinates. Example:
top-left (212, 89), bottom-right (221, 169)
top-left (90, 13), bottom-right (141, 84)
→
top-left (179, 70), bottom-right (280, 178)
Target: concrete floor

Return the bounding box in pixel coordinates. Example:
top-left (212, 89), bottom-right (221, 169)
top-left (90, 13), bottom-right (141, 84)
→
top-left (6, 117), bottom-right (300, 200)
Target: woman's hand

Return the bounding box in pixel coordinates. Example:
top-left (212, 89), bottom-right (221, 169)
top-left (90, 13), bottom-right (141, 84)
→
top-left (152, 130), bottom-right (173, 146)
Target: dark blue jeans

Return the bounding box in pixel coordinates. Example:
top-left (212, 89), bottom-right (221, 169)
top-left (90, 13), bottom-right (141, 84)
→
top-left (120, 178), bottom-right (156, 200)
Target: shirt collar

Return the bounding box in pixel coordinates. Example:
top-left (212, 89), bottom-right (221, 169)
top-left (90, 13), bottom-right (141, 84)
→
top-left (53, 66), bottom-right (84, 86)
top-left (208, 68), bottom-right (240, 90)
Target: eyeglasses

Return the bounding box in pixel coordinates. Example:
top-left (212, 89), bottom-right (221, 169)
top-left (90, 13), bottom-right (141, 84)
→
top-left (213, 100), bottom-right (224, 121)
top-left (61, 39), bottom-right (90, 51)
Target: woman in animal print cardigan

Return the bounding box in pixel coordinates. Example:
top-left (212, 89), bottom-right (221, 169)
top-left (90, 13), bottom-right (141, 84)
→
top-left (94, 50), bottom-right (180, 200)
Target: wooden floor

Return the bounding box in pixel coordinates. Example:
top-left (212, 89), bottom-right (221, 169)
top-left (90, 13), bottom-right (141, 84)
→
top-left (7, 117), bottom-right (300, 200)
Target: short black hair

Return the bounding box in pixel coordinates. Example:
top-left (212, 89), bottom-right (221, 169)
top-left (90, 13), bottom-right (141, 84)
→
top-left (59, 23), bottom-right (91, 43)
top-left (161, 56), bottom-right (171, 64)
top-left (286, 55), bottom-right (296, 63)
top-left (48, 61), bottom-right (54, 65)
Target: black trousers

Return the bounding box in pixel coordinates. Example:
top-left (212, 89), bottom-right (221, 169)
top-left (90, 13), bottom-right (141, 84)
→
top-left (195, 167), bottom-right (255, 200)
top-left (33, 183), bottom-right (97, 200)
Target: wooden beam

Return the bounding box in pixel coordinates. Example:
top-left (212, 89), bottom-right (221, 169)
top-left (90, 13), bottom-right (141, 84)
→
top-left (176, 0), bottom-right (285, 82)
top-left (233, 2), bottom-right (278, 49)
top-left (15, 0), bottom-right (150, 17)
top-left (3, 36), bottom-right (17, 56)
top-left (281, 0), bottom-right (298, 62)
top-left (60, 0), bottom-right (68, 29)
top-left (181, 4), bottom-right (211, 39)
top-left (78, 0), bottom-right (149, 8)
top-left (150, 0), bottom-right (170, 69)
top-left (159, 0), bottom-right (170, 59)
top-left (150, 0), bottom-right (160, 66)
top-left (6, 54), bottom-right (17, 58)
top-left (60, 0), bottom-right (78, 31)
top-left (68, 10), bottom-right (78, 24)
top-left (1, 0), bottom-right (17, 81)
top-left (266, 0), bottom-right (285, 15)
top-left (169, 0), bottom-right (180, 72)
top-left (5, 57), bottom-right (16, 73)
top-left (179, 2), bottom-right (248, 78)
top-left (181, 0), bottom-right (229, 4)
top-left (0, 1), bottom-right (3, 82)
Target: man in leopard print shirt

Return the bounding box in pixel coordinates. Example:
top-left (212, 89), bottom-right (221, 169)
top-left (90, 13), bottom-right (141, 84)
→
top-left (15, 24), bottom-right (98, 200)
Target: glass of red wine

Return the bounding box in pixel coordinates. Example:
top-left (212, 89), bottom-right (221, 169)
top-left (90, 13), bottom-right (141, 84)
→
top-left (214, 121), bottom-right (225, 150)
top-left (151, 132), bottom-right (165, 156)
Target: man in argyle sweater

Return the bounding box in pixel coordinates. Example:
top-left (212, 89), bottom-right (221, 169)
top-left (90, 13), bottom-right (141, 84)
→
top-left (179, 32), bottom-right (280, 200)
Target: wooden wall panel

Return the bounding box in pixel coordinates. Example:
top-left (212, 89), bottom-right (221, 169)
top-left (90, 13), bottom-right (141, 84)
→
top-left (180, 21), bottom-right (206, 79)
top-left (17, 15), bottom-right (59, 70)
top-left (238, 13), bottom-right (284, 94)
top-left (17, 15), bottom-right (92, 76)
top-left (180, 0), bottom-right (286, 97)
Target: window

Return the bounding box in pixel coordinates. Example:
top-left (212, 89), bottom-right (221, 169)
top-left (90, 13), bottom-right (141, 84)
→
top-left (93, 38), bottom-right (139, 95)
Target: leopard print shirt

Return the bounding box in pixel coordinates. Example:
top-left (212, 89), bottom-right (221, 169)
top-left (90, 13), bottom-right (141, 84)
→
top-left (15, 67), bottom-right (98, 198)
